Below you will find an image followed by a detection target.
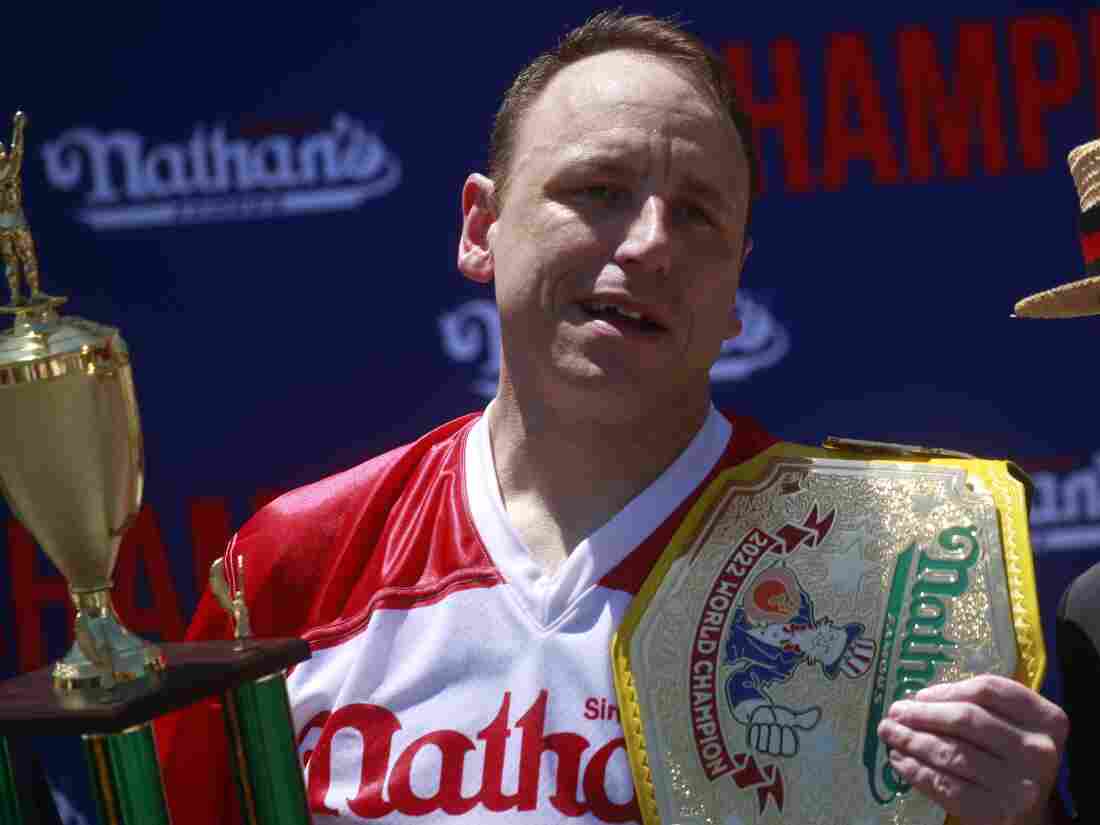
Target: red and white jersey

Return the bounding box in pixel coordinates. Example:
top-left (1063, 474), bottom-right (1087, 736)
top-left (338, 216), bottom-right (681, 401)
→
top-left (155, 407), bottom-right (776, 823)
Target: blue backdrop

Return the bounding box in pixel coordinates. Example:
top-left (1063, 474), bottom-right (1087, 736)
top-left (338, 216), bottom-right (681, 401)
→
top-left (4, 3), bottom-right (1099, 821)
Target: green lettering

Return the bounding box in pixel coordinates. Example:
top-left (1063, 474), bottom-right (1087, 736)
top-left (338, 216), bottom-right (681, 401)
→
top-left (868, 527), bottom-right (980, 805)
top-left (915, 526), bottom-right (981, 598)
top-left (894, 679), bottom-right (926, 701)
top-left (900, 627), bottom-right (956, 656)
top-left (896, 650), bottom-right (953, 682)
top-left (882, 759), bottom-right (911, 795)
top-left (908, 595), bottom-right (946, 628)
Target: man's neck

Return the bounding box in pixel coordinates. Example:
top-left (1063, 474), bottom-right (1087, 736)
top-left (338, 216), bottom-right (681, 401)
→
top-left (486, 383), bottom-right (712, 573)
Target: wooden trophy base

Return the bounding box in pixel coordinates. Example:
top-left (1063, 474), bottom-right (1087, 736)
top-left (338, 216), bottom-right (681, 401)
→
top-left (0, 638), bottom-right (310, 737)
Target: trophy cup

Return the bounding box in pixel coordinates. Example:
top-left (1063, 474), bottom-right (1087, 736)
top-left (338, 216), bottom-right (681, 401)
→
top-left (0, 112), bottom-right (313, 825)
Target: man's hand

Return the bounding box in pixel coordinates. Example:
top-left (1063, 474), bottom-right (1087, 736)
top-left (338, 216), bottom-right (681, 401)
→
top-left (747, 703), bottom-right (821, 757)
top-left (877, 674), bottom-right (1068, 824)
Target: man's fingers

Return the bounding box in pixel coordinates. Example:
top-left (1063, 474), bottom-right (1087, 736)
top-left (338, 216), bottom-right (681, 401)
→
top-left (913, 674), bottom-right (1068, 744)
top-left (878, 718), bottom-right (998, 787)
top-left (886, 698), bottom-right (1019, 757)
top-left (880, 676), bottom-right (1067, 824)
top-left (886, 748), bottom-right (1040, 823)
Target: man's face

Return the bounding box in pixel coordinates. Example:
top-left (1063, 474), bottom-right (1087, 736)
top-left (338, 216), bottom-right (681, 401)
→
top-left (463, 49), bottom-right (750, 412)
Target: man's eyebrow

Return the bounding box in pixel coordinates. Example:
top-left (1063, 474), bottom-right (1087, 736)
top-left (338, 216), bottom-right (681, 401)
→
top-left (548, 152), bottom-right (743, 212)
top-left (554, 154), bottom-right (640, 178)
top-left (679, 175), bottom-right (737, 213)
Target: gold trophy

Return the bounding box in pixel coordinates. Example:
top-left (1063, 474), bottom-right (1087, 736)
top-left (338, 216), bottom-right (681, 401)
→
top-left (0, 112), bottom-right (312, 825)
top-left (0, 113), bottom-right (162, 697)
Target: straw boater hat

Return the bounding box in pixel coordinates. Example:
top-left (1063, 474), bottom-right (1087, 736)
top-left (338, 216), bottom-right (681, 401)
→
top-left (1014, 139), bottom-right (1100, 318)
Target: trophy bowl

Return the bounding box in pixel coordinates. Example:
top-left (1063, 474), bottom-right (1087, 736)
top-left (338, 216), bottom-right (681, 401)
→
top-left (0, 301), bottom-right (163, 695)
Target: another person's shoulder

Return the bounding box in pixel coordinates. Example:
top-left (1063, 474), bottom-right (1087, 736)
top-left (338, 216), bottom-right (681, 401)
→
top-left (1060, 561), bottom-right (1100, 621)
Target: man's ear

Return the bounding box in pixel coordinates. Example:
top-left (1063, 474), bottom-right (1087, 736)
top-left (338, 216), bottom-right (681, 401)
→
top-left (725, 236), bottom-right (752, 339)
top-left (727, 301), bottom-right (743, 340)
top-left (458, 174), bottom-right (497, 284)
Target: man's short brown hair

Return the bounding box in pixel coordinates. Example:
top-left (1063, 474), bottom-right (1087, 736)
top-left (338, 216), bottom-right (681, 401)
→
top-left (489, 10), bottom-right (757, 217)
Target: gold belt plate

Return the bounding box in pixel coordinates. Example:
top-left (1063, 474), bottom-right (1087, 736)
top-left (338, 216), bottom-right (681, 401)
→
top-left (612, 441), bottom-right (1042, 825)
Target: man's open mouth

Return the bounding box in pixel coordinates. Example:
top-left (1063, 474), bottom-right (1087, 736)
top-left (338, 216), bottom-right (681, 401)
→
top-left (579, 300), bottom-right (665, 332)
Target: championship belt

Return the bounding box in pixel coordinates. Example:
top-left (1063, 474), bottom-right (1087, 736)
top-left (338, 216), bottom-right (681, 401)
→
top-left (611, 439), bottom-right (1043, 825)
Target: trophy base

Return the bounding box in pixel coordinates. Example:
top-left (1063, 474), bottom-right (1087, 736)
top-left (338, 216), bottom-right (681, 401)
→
top-left (53, 640), bottom-right (166, 696)
top-left (0, 638), bottom-right (310, 737)
top-left (51, 589), bottom-right (167, 699)
top-left (0, 293), bottom-right (67, 315)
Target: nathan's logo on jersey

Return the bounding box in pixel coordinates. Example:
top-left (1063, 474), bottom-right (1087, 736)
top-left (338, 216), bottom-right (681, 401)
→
top-left (297, 690), bottom-right (639, 822)
top-left (40, 114), bottom-right (401, 229)
top-left (689, 504), bottom-right (865, 814)
top-left (862, 526), bottom-right (981, 805)
top-left (437, 291), bottom-right (790, 398)
top-left (1029, 451), bottom-right (1100, 553)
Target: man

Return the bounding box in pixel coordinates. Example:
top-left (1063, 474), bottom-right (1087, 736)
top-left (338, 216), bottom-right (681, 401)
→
top-left (156, 11), bottom-right (1068, 823)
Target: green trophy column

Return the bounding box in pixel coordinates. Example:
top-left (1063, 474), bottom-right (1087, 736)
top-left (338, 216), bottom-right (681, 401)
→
top-left (0, 736), bottom-right (25, 825)
top-left (83, 724), bottom-right (171, 825)
top-left (223, 672), bottom-right (310, 825)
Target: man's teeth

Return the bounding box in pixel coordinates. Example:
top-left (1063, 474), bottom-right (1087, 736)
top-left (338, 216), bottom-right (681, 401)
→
top-left (590, 303), bottom-right (644, 321)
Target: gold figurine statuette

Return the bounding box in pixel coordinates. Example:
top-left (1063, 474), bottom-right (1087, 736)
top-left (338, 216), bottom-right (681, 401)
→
top-left (0, 112), bottom-right (57, 308)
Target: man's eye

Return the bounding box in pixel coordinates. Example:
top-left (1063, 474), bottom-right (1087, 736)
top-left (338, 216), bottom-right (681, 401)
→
top-left (676, 202), bottom-right (714, 226)
top-left (579, 185), bottom-right (623, 203)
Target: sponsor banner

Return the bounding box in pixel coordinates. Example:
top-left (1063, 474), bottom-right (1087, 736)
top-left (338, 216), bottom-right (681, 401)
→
top-left (1030, 453), bottom-right (1100, 553)
top-left (41, 114), bottom-right (401, 229)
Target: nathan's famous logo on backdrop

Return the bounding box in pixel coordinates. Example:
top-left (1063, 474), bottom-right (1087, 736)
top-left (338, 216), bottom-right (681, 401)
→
top-left (437, 292), bottom-right (790, 397)
top-left (1029, 453), bottom-right (1100, 553)
top-left (40, 114), bottom-right (401, 229)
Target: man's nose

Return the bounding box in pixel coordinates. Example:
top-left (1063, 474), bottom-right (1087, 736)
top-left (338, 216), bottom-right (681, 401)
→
top-left (613, 195), bottom-right (672, 276)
